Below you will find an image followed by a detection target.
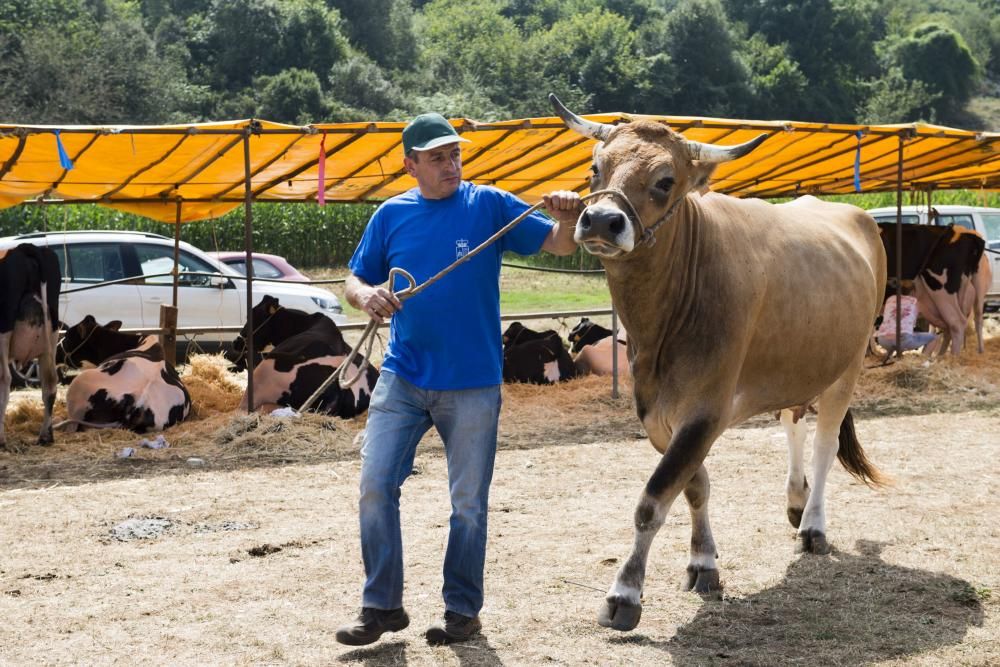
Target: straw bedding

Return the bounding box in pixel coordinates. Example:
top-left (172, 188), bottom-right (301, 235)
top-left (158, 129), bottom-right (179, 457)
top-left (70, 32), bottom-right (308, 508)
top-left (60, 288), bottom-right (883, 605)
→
top-left (1, 322), bottom-right (997, 488)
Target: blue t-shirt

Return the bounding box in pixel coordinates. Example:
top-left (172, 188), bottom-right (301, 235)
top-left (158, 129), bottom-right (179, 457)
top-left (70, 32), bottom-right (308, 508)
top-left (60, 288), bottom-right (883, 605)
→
top-left (348, 182), bottom-right (553, 390)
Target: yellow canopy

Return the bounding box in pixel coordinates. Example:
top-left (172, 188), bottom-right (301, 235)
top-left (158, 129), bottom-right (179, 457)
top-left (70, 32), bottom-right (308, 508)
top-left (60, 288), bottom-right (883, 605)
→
top-left (1, 114), bottom-right (997, 223)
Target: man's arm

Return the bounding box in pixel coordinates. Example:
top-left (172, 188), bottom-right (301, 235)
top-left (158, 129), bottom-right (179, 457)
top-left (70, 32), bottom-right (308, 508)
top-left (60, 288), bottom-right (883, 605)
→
top-left (540, 190), bottom-right (583, 256)
top-left (345, 274), bottom-right (402, 324)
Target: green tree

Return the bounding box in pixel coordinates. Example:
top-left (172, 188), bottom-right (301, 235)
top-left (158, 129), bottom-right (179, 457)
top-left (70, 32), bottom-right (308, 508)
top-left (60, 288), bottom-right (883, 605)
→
top-left (856, 66), bottom-right (939, 123)
top-left (330, 0), bottom-right (417, 71)
top-left (200, 0), bottom-right (283, 90)
top-left (535, 8), bottom-right (646, 113)
top-left (723, 0), bottom-right (882, 121)
top-left (256, 68), bottom-right (326, 124)
top-left (654, 0), bottom-right (751, 117)
top-left (328, 54), bottom-right (404, 118)
top-left (0, 7), bottom-right (194, 123)
top-left (742, 34), bottom-right (808, 120)
top-left (890, 22), bottom-right (980, 121)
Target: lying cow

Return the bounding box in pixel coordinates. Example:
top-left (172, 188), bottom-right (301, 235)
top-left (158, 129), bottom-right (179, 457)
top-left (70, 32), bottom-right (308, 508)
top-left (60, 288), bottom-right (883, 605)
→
top-left (236, 295), bottom-right (378, 418)
top-left (501, 321), bottom-right (577, 384)
top-left (568, 317), bottom-right (630, 378)
top-left (0, 244), bottom-right (61, 449)
top-left (551, 94), bottom-right (886, 632)
top-left (58, 316), bottom-right (191, 432)
top-left (878, 222), bottom-right (988, 354)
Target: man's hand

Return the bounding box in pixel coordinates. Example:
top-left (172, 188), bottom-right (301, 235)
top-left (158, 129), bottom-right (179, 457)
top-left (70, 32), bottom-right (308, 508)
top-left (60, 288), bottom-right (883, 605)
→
top-left (542, 190), bottom-right (584, 225)
top-left (356, 285), bottom-right (402, 324)
top-left (540, 190), bottom-right (584, 256)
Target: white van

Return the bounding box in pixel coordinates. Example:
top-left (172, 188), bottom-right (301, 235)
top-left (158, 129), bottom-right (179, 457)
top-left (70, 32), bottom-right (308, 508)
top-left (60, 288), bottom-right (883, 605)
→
top-left (867, 205), bottom-right (1000, 307)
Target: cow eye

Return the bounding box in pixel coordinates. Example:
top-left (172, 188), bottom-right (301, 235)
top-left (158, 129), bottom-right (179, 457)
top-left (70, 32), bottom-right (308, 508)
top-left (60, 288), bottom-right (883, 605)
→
top-left (654, 177), bottom-right (674, 192)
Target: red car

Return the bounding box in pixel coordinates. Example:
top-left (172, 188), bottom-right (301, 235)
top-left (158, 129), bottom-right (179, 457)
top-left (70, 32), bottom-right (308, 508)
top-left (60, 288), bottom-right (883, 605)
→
top-left (209, 251), bottom-right (310, 282)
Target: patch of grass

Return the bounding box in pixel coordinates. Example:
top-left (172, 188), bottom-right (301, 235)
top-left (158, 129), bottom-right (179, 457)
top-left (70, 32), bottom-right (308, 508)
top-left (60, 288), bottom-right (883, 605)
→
top-left (306, 265), bottom-right (612, 321)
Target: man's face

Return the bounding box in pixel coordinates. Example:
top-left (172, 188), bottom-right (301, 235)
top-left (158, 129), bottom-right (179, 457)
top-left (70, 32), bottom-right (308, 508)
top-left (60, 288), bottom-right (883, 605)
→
top-left (404, 143), bottom-right (463, 199)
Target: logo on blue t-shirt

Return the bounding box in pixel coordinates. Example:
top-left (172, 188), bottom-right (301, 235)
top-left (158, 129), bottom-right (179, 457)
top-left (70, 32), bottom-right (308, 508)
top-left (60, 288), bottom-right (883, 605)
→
top-left (455, 238), bottom-right (470, 259)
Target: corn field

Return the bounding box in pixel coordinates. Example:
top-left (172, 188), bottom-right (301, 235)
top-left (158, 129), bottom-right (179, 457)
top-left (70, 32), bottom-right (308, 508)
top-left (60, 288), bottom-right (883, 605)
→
top-left (1, 190), bottom-right (997, 271)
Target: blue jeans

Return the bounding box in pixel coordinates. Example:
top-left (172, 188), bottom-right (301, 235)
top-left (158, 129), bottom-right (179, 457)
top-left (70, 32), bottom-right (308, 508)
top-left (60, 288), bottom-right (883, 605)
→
top-left (358, 370), bottom-right (501, 618)
top-left (877, 332), bottom-right (937, 352)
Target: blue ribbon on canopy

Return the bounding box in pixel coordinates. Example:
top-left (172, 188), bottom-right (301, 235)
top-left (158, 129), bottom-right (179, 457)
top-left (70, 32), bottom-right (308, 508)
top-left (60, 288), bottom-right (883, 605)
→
top-left (853, 130), bottom-right (863, 193)
top-left (55, 130), bottom-right (73, 170)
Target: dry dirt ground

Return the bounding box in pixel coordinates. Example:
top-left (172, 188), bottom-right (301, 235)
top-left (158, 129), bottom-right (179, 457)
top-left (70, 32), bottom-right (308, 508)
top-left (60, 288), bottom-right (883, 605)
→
top-left (2, 331), bottom-right (999, 665)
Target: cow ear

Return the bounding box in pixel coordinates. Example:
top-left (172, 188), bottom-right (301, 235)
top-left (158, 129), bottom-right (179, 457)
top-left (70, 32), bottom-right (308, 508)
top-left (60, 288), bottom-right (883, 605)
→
top-left (83, 314), bottom-right (96, 325)
top-left (107, 320), bottom-right (123, 331)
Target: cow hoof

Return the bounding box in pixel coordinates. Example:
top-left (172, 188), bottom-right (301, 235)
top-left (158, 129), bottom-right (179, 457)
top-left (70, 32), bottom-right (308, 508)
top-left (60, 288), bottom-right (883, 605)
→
top-left (683, 566), bottom-right (721, 593)
top-left (787, 506), bottom-right (804, 528)
top-left (37, 431), bottom-right (54, 446)
top-left (795, 529), bottom-right (830, 555)
top-left (597, 596), bottom-right (642, 631)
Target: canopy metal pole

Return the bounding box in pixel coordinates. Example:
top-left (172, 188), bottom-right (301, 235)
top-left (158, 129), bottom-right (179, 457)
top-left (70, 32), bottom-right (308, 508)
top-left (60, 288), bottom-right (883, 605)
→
top-left (243, 127), bottom-right (256, 413)
top-left (894, 133), bottom-right (904, 357)
top-left (173, 199), bottom-right (181, 308)
top-left (610, 306), bottom-right (620, 399)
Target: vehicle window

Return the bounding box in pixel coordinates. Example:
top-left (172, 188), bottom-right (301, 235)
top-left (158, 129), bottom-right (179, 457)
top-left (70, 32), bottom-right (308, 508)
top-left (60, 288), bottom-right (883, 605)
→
top-left (937, 214), bottom-right (974, 230)
top-left (135, 244), bottom-right (219, 286)
top-left (251, 258), bottom-right (283, 278)
top-left (224, 259), bottom-right (248, 275)
top-left (872, 215), bottom-right (919, 225)
top-left (63, 243), bottom-right (126, 283)
top-left (981, 214), bottom-right (1000, 246)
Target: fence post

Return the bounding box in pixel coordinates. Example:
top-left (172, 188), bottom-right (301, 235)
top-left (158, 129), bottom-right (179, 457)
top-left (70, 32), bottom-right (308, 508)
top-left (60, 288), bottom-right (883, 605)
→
top-left (159, 304), bottom-right (178, 366)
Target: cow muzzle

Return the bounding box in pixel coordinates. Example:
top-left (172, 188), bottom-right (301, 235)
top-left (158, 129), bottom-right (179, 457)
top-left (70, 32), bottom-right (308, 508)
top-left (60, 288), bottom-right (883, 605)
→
top-left (575, 203), bottom-right (636, 256)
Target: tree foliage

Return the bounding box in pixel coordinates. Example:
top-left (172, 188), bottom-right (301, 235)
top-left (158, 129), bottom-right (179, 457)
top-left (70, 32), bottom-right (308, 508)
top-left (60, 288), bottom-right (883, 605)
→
top-left (0, 0), bottom-right (995, 128)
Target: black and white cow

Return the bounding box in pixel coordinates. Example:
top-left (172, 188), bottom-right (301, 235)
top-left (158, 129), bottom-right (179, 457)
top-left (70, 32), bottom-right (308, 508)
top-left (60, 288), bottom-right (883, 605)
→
top-left (236, 295), bottom-right (378, 418)
top-left (878, 222), bottom-right (990, 354)
top-left (567, 317), bottom-right (614, 354)
top-left (58, 316), bottom-right (191, 433)
top-left (1, 244), bottom-right (61, 449)
top-left (501, 321), bottom-right (578, 384)
top-left (567, 318), bottom-right (630, 377)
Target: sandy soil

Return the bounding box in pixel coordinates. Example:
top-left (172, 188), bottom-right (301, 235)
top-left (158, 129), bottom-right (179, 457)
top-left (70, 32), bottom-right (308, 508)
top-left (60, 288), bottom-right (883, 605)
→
top-left (1, 406), bottom-right (997, 666)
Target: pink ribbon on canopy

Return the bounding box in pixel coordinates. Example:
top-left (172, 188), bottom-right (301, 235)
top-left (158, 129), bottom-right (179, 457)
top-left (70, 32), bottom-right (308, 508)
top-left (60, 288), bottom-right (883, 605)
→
top-left (317, 131), bottom-right (327, 206)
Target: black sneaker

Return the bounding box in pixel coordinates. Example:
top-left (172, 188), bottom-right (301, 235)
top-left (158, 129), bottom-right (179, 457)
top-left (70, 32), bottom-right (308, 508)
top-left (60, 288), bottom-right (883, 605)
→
top-left (425, 611), bottom-right (482, 645)
top-left (335, 607), bottom-right (410, 646)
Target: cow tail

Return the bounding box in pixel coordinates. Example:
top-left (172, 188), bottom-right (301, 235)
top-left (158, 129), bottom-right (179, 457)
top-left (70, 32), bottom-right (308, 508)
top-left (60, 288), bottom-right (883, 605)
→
top-left (836, 409), bottom-right (889, 488)
top-left (52, 418), bottom-right (123, 431)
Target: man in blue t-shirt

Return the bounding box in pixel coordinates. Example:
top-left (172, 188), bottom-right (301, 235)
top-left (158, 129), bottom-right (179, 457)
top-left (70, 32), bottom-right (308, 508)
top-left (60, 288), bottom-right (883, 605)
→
top-left (335, 113), bottom-right (580, 647)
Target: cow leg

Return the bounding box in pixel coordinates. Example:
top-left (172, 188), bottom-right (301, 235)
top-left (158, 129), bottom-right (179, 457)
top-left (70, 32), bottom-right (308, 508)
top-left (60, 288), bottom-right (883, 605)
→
top-left (795, 366), bottom-right (860, 555)
top-left (36, 344), bottom-right (57, 445)
top-left (599, 418), bottom-right (718, 632)
top-left (681, 464), bottom-right (720, 593)
top-left (0, 332), bottom-right (10, 450)
top-left (781, 409), bottom-right (810, 528)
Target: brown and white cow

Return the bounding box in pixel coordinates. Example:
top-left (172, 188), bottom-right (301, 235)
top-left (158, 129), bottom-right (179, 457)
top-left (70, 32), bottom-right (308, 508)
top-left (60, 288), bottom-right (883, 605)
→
top-left (550, 95), bottom-right (887, 631)
top-left (58, 316), bottom-right (191, 432)
top-left (1, 244), bottom-right (61, 449)
top-left (237, 296), bottom-right (378, 418)
top-left (878, 222), bottom-right (989, 354)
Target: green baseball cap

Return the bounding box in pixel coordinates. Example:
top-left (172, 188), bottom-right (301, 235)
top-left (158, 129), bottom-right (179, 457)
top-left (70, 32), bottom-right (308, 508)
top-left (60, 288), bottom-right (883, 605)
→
top-left (402, 113), bottom-right (470, 154)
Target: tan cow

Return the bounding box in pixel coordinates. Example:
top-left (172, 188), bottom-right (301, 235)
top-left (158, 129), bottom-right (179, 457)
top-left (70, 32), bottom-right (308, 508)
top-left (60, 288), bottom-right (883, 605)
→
top-left (550, 95), bottom-right (888, 632)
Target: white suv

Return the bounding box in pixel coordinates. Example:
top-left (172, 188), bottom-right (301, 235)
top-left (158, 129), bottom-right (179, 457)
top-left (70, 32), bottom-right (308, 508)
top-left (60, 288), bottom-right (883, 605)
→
top-left (0, 230), bottom-right (346, 351)
top-left (867, 205), bottom-right (1000, 307)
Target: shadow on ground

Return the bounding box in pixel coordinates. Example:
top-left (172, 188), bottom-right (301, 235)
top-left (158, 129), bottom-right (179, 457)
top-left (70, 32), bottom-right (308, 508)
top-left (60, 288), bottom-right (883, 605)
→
top-left (608, 541), bottom-right (985, 666)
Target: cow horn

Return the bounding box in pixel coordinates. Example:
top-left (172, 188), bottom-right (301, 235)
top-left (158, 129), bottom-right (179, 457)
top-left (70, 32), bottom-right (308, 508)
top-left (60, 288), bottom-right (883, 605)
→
top-left (549, 93), bottom-right (612, 142)
top-left (683, 133), bottom-right (769, 163)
